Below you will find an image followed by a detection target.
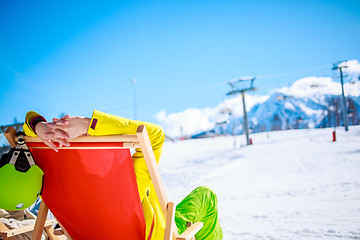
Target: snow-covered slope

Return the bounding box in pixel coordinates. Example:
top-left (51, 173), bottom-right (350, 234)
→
top-left (160, 126), bottom-right (360, 240)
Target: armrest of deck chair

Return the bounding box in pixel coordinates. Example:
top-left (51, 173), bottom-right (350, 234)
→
top-left (164, 202), bottom-right (203, 240)
top-left (0, 218), bottom-right (56, 239)
top-left (177, 222), bottom-right (203, 240)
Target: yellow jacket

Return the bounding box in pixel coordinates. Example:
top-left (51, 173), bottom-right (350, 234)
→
top-left (24, 110), bottom-right (166, 240)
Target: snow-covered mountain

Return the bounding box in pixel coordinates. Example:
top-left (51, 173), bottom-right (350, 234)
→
top-left (218, 75), bottom-right (360, 136)
top-left (156, 60), bottom-right (360, 138)
top-left (242, 92), bottom-right (360, 133)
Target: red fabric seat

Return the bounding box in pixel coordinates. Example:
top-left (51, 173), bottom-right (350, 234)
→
top-left (28, 142), bottom-right (145, 240)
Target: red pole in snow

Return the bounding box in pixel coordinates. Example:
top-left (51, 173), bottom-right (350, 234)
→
top-left (332, 131), bottom-right (336, 142)
top-left (250, 138), bottom-right (253, 145)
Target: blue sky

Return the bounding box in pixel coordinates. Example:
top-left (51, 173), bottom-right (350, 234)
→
top-left (1, 0), bottom-right (359, 125)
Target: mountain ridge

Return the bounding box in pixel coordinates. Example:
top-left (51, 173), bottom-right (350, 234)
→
top-left (156, 60), bottom-right (360, 138)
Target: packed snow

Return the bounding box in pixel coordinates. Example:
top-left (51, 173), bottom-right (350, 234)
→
top-left (160, 126), bottom-right (360, 240)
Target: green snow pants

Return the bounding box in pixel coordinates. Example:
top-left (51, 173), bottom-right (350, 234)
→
top-left (175, 186), bottom-right (223, 240)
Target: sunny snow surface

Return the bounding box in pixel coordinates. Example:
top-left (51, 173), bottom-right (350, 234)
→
top-left (160, 126), bottom-right (360, 239)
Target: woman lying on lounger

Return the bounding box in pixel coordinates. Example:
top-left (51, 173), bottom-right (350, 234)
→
top-left (24, 110), bottom-right (223, 240)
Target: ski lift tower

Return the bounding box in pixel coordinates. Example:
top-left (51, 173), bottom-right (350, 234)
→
top-left (227, 77), bottom-right (257, 145)
top-left (332, 61), bottom-right (349, 131)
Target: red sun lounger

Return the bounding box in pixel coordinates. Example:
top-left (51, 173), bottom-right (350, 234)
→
top-left (2, 126), bottom-right (202, 240)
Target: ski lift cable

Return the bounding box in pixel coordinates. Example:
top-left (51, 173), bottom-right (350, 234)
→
top-left (212, 63), bottom-right (332, 89)
top-left (256, 64), bottom-right (331, 80)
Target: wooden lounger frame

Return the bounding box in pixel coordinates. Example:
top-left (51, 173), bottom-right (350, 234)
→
top-left (0, 216), bottom-right (58, 240)
top-left (1, 126), bottom-right (202, 240)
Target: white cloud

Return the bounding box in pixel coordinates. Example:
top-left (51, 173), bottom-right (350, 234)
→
top-left (278, 75), bottom-right (360, 98)
top-left (340, 60), bottom-right (360, 76)
top-left (155, 108), bottom-right (216, 138)
top-left (155, 94), bottom-right (268, 138)
top-left (277, 76), bottom-right (340, 97)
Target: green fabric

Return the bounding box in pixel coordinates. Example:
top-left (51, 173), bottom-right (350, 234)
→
top-left (0, 164), bottom-right (43, 210)
top-left (175, 186), bottom-right (223, 240)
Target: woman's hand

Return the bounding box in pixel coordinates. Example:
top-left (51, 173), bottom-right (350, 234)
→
top-left (35, 122), bottom-right (70, 152)
top-left (51, 115), bottom-right (91, 140)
